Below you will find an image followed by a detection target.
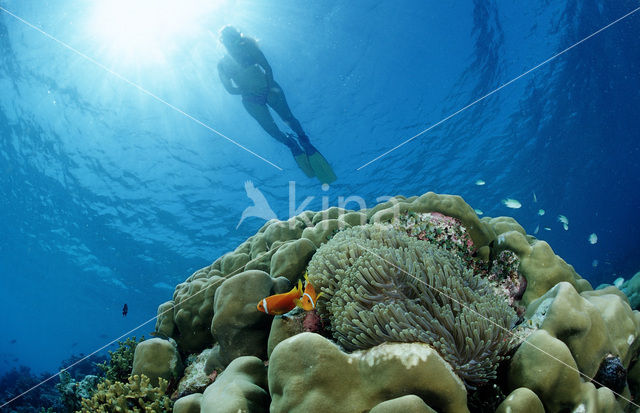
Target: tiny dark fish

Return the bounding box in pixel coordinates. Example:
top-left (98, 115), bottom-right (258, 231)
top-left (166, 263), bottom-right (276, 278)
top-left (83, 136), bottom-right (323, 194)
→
top-left (99, 333), bottom-right (108, 339)
top-left (122, 303), bottom-right (128, 317)
top-left (71, 342), bottom-right (78, 347)
top-left (9, 339), bottom-right (16, 344)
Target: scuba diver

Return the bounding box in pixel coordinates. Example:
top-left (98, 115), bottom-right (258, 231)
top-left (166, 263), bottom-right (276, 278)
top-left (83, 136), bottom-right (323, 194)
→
top-left (217, 25), bottom-right (336, 184)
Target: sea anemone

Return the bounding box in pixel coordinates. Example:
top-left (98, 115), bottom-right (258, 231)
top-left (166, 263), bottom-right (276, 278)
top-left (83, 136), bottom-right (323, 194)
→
top-left (307, 224), bottom-right (518, 387)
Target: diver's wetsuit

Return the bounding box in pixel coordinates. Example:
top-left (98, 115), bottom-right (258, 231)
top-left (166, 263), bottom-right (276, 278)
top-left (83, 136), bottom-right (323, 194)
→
top-left (218, 39), bottom-right (313, 156)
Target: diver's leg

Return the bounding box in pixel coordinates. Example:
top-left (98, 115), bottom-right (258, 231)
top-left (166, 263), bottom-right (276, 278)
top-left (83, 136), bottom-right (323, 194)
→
top-left (266, 84), bottom-right (336, 183)
top-left (242, 99), bottom-right (300, 152)
top-left (266, 82), bottom-right (307, 139)
top-left (242, 99), bottom-right (314, 176)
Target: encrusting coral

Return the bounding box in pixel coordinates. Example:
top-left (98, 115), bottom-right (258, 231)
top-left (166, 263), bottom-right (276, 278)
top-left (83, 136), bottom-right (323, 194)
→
top-left (391, 211), bottom-right (527, 315)
top-left (307, 224), bottom-right (518, 387)
top-left (392, 211), bottom-right (475, 260)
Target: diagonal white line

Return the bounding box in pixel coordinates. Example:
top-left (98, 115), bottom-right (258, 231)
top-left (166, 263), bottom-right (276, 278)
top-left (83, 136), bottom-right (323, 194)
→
top-left (0, 240), bottom-right (288, 409)
top-left (356, 6), bottom-right (640, 171)
top-left (356, 241), bottom-right (639, 407)
top-left (0, 6), bottom-right (283, 171)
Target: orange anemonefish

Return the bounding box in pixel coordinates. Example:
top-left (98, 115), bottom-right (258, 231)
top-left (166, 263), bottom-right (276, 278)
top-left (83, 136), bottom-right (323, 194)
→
top-left (295, 272), bottom-right (324, 311)
top-left (257, 279), bottom-right (303, 315)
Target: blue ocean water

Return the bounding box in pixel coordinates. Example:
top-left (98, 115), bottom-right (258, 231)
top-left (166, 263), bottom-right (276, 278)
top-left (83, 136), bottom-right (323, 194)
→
top-left (0, 0), bottom-right (638, 385)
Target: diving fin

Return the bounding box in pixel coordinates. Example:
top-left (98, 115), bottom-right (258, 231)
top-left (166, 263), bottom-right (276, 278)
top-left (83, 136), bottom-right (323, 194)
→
top-left (294, 152), bottom-right (314, 177)
top-left (308, 151), bottom-right (337, 184)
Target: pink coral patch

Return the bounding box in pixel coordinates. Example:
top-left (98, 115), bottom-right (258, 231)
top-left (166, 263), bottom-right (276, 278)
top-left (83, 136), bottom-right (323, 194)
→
top-left (302, 310), bottom-right (323, 333)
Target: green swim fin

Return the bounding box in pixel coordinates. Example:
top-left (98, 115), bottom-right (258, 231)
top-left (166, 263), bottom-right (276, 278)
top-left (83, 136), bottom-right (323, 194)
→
top-left (294, 153), bottom-right (314, 177)
top-left (308, 151), bottom-right (337, 184)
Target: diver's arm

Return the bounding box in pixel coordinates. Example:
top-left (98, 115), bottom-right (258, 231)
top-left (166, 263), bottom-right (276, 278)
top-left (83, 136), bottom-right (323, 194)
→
top-left (217, 61), bottom-right (242, 95)
top-left (254, 48), bottom-right (274, 85)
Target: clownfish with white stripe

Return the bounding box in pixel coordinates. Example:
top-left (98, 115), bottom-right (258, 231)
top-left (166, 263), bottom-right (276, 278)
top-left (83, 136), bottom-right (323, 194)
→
top-left (257, 279), bottom-right (303, 315)
top-left (294, 272), bottom-right (324, 311)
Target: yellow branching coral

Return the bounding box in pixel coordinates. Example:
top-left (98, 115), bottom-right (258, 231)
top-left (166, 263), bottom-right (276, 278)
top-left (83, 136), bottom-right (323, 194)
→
top-left (97, 336), bottom-right (144, 383)
top-left (307, 224), bottom-right (517, 387)
top-left (77, 374), bottom-right (172, 413)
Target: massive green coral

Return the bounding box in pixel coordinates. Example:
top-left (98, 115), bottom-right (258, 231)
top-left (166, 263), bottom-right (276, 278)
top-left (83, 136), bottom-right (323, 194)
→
top-left (307, 224), bottom-right (518, 386)
top-left (269, 332), bottom-right (469, 413)
top-left (508, 282), bottom-right (640, 412)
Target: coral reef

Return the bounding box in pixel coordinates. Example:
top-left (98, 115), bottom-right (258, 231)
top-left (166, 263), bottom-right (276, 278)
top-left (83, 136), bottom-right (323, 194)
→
top-left (77, 374), bottom-right (172, 412)
top-left (495, 387), bottom-right (545, 413)
top-left (59, 352), bottom-right (108, 380)
top-left (131, 337), bottom-right (183, 387)
top-left (391, 211), bottom-right (475, 259)
top-left (620, 270), bottom-right (640, 310)
top-left (57, 371), bottom-right (101, 412)
top-left (369, 395), bottom-right (437, 413)
top-left (170, 276), bottom-right (223, 353)
top-left (266, 307), bottom-right (327, 358)
top-left (172, 393), bottom-right (202, 413)
top-left (146, 191), bottom-right (640, 413)
top-left (593, 355), bottom-right (626, 394)
top-left (269, 237), bottom-right (316, 282)
top-left (210, 270), bottom-right (288, 367)
top-left (481, 216), bottom-right (591, 307)
top-left (269, 332), bottom-right (468, 413)
top-left (98, 336), bottom-right (144, 383)
top-left (510, 282), bottom-right (640, 411)
top-left (198, 356), bottom-right (269, 412)
top-left (174, 348), bottom-right (215, 399)
top-left (0, 352), bottom-right (108, 413)
top-left (0, 365), bottom-right (60, 412)
top-left (486, 250), bottom-right (527, 315)
top-left (392, 211), bottom-right (527, 315)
